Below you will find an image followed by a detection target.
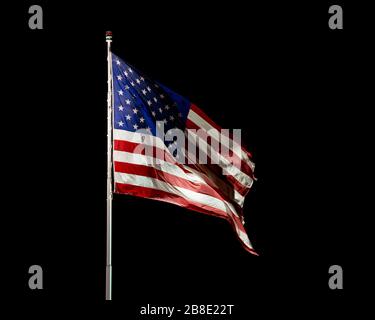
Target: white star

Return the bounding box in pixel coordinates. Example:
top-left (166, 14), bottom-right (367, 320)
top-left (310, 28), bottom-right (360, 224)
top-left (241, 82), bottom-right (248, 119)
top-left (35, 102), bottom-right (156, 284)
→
top-left (125, 85), bottom-right (130, 90)
top-left (117, 75), bottom-right (122, 81)
top-left (124, 71), bottom-right (128, 77)
top-left (128, 68), bottom-right (133, 73)
top-left (147, 86), bottom-right (151, 92)
top-left (125, 114), bottom-right (131, 120)
top-left (165, 105), bottom-right (170, 110)
top-left (155, 84), bottom-right (159, 88)
top-left (118, 105), bottom-right (124, 111)
top-left (147, 100), bottom-right (152, 106)
top-left (151, 111), bottom-right (156, 117)
top-left (118, 90), bottom-right (123, 96)
top-left (142, 89), bottom-right (147, 95)
top-left (158, 107), bottom-right (163, 113)
top-left (169, 115), bottom-right (174, 121)
top-left (130, 81), bottom-right (135, 87)
top-left (160, 94), bottom-right (165, 99)
top-left (125, 99), bottom-right (131, 105)
top-left (163, 118), bottom-right (167, 124)
top-left (153, 97), bottom-right (158, 103)
top-left (136, 78), bottom-right (141, 84)
top-left (118, 121), bottom-right (124, 127)
top-left (116, 59), bottom-right (120, 65)
top-left (139, 117), bottom-right (145, 123)
top-left (133, 108), bottom-right (139, 114)
top-left (140, 77), bottom-right (145, 81)
top-left (133, 124), bottom-right (138, 130)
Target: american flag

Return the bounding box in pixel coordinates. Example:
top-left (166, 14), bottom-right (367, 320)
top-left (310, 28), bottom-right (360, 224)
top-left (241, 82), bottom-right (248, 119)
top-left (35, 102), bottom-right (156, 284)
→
top-left (112, 53), bottom-right (257, 255)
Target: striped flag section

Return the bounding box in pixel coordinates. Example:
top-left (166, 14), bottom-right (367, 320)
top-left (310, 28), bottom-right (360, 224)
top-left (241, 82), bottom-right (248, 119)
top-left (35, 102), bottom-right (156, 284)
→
top-left (112, 53), bottom-right (258, 255)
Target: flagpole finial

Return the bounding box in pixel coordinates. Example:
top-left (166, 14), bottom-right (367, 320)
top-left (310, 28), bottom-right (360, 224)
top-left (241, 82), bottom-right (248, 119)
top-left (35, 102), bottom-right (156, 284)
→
top-left (106, 31), bottom-right (112, 42)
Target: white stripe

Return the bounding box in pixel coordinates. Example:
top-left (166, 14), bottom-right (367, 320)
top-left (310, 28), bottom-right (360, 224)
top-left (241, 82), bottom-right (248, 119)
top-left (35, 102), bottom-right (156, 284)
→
top-left (113, 150), bottom-right (207, 185)
top-left (237, 228), bottom-right (253, 249)
top-left (188, 109), bottom-right (255, 171)
top-left (114, 172), bottom-right (240, 218)
top-left (234, 191), bottom-right (245, 207)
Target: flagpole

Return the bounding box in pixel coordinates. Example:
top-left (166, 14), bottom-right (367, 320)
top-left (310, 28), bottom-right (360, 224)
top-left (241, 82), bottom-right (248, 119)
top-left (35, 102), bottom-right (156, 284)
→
top-left (105, 30), bottom-right (113, 301)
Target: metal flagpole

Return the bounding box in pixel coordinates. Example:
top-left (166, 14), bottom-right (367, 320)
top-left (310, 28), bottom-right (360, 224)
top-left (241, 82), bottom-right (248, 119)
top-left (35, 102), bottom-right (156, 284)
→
top-left (105, 30), bottom-right (113, 301)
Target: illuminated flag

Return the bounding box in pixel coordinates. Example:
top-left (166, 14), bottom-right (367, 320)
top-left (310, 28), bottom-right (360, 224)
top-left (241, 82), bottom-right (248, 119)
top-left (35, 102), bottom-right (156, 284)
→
top-left (111, 53), bottom-right (257, 255)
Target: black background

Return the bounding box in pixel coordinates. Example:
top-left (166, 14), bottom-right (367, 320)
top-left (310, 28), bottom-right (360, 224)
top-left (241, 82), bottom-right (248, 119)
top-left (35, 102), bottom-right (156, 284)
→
top-left (2, 0), bottom-right (373, 314)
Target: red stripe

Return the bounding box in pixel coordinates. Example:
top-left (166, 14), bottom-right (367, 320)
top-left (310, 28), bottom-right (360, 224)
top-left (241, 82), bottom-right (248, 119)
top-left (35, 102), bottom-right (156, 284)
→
top-left (115, 182), bottom-right (227, 219)
top-left (228, 212), bottom-right (259, 256)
